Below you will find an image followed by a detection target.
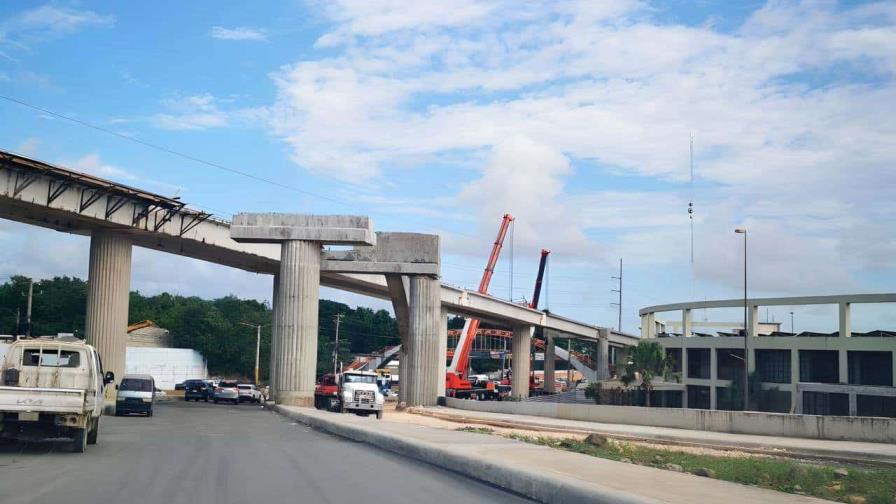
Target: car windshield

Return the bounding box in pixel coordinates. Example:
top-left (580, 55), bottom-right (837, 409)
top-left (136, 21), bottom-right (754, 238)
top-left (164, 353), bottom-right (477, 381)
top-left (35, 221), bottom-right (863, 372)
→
top-left (219, 381), bottom-right (237, 388)
top-left (120, 378), bottom-right (153, 392)
top-left (343, 374), bottom-right (375, 384)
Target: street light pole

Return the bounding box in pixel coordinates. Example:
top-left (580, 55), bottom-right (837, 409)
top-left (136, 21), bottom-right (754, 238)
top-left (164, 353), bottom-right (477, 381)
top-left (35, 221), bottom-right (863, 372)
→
top-left (238, 322), bottom-right (264, 385)
top-left (734, 228), bottom-right (748, 411)
top-left (790, 311), bottom-right (795, 334)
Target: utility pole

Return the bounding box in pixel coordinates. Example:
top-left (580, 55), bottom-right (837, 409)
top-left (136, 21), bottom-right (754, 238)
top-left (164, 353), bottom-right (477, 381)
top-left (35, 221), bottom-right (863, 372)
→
top-left (26, 278), bottom-right (33, 337)
top-left (237, 321), bottom-right (264, 385)
top-left (333, 314), bottom-right (343, 376)
top-left (611, 259), bottom-right (622, 332)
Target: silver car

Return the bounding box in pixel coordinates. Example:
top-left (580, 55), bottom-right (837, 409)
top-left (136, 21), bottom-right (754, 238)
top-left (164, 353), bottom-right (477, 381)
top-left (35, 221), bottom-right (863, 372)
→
top-left (213, 380), bottom-right (239, 404)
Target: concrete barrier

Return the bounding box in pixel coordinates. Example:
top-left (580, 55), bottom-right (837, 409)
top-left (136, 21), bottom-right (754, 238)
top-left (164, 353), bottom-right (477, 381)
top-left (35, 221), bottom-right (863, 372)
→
top-left (445, 398), bottom-right (896, 443)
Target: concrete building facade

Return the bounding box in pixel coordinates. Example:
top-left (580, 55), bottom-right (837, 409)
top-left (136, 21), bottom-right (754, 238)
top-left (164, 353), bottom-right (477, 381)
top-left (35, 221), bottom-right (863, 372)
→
top-left (640, 294), bottom-right (896, 417)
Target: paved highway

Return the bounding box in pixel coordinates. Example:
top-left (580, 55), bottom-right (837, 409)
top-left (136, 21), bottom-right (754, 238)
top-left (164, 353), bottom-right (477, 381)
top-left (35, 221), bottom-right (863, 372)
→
top-left (0, 400), bottom-right (532, 504)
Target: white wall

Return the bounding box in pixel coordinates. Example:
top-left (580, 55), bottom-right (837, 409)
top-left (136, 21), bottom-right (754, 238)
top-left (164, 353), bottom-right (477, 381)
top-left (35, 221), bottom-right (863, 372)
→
top-left (126, 347), bottom-right (207, 390)
top-left (446, 397), bottom-right (896, 443)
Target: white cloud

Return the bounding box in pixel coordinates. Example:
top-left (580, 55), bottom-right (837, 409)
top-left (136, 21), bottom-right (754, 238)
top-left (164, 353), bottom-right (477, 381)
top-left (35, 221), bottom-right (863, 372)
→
top-left (151, 93), bottom-right (266, 131)
top-left (266, 0), bottom-right (896, 300)
top-left (1, 5), bottom-right (113, 49)
top-left (209, 26), bottom-right (267, 41)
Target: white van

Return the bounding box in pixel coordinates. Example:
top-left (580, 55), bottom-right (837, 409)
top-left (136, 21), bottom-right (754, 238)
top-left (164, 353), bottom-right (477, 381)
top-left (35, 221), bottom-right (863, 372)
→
top-left (116, 374), bottom-right (155, 417)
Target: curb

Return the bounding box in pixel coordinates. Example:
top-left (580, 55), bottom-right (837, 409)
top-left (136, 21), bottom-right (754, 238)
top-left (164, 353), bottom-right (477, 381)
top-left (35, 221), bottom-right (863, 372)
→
top-left (409, 407), bottom-right (896, 467)
top-left (270, 404), bottom-right (661, 504)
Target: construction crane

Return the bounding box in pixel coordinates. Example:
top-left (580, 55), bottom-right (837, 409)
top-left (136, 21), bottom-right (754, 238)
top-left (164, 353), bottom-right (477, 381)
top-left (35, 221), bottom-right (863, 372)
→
top-left (445, 214), bottom-right (514, 397)
top-left (126, 320), bottom-right (157, 332)
top-left (530, 249), bottom-right (550, 309)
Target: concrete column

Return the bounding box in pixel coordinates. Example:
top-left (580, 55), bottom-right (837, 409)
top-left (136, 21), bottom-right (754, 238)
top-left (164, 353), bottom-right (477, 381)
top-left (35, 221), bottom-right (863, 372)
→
top-left (709, 348), bottom-right (718, 410)
top-left (647, 313), bottom-right (656, 338)
top-left (839, 303), bottom-right (851, 337)
top-left (437, 307), bottom-right (448, 398)
top-left (682, 309), bottom-right (692, 337)
top-left (511, 325), bottom-right (532, 399)
top-left (747, 305), bottom-right (759, 374)
top-left (849, 392), bottom-right (857, 417)
top-left (839, 348), bottom-right (849, 385)
top-left (273, 240), bottom-right (320, 407)
top-left (543, 333), bottom-right (555, 394)
top-left (790, 349), bottom-right (800, 411)
top-left (269, 274), bottom-right (279, 401)
top-left (597, 328), bottom-right (610, 380)
top-left (85, 232), bottom-right (132, 410)
top-left (405, 276), bottom-right (440, 407)
top-left (681, 344), bottom-right (689, 409)
top-left (640, 314), bottom-right (649, 339)
top-left (385, 275), bottom-right (410, 404)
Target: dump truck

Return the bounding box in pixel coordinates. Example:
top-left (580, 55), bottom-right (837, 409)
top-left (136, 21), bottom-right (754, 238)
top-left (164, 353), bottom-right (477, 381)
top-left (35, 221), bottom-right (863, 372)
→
top-left (0, 336), bottom-right (114, 453)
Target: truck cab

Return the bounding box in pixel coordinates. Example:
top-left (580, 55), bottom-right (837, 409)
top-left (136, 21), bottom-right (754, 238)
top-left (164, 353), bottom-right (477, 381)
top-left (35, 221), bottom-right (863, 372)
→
top-left (0, 336), bottom-right (113, 452)
top-left (315, 371), bottom-right (385, 419)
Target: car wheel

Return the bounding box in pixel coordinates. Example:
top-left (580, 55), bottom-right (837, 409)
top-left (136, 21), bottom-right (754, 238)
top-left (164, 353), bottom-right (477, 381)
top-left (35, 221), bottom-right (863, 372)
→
top-left (71, 428), bottom-right (87, 453)
top-left (214, 399), bottom-right (219, 404)
top-left (87, 418), bottom-right (99, 444)
top-left (376, 410), bottom-right (383, 420)
top-left (147, 409), bottom-right (153, 417)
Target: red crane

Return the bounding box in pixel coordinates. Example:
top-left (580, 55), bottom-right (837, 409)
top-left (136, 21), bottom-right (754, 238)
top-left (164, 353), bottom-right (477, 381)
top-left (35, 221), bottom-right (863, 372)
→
top-left (446, 214), bottom-right (514, 396)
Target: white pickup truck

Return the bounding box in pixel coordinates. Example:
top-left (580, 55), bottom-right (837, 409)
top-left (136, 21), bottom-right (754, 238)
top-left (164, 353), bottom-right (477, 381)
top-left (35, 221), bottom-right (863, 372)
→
top-left (0, 336), bottom-right (114, 453)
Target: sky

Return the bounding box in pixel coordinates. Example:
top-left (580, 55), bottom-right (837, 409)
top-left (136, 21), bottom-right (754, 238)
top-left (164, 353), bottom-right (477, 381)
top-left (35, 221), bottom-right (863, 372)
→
top-left (0, 1), bottom-right (894, 334)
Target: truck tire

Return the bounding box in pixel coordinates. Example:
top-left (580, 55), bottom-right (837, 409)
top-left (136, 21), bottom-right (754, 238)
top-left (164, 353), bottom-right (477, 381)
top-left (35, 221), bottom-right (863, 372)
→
top-left (87, 418), bottom-right (99, 445)
top-left (376, 410), bottom-right (383, 420)
top-left (339, 402), bottom-right (346, 414)
top-left (72, 428), bottom-right (87, 453)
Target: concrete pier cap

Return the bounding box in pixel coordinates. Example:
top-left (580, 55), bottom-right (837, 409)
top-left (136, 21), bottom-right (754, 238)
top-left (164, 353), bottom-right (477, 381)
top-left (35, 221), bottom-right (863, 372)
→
top-left (230, 213), bottom-right (376, 246)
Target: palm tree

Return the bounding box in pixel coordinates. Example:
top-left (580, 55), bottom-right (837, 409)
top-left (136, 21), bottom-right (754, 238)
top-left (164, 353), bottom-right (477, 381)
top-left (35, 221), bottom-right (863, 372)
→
top-left (619, 341), bottom-right (673, 407)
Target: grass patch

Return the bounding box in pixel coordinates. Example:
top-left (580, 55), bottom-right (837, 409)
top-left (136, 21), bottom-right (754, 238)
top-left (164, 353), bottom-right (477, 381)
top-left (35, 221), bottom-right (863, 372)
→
top-left (455, 426), bottom-right (495, 434)
top-left (502, 433), bottom-right (896, 504)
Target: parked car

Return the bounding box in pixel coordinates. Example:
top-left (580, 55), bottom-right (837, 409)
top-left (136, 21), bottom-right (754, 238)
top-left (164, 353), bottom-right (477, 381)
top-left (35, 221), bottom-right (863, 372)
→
top-left (237, 384), bottom-right (262, 404)
top-left (116, 374), bottom-right (155, 417)
top-left (174, 381), bottom-right (186, 391)
top-left (184, 379), bottom-right (213, 402)
top-left (213, 380), bottom-right (239, 404)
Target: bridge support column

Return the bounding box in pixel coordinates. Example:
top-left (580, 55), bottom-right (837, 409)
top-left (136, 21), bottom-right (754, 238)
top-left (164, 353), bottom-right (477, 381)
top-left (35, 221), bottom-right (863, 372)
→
top-left (405, 276), bottom-right (440, 406)
top-left (437, 307), bottom-right (448, 398)
top-left (269, 274), bottom-right (280, 401)
top-left (85, 232), bottom-right (132, 413)
top-left (512, 325), bottom-right (532, 399)
top-left (597, 328), bottom-right (610, 380)
top-left (273, 240), bottom-right (321, 407)
top-left (543, 333), bottom-right (555, 394)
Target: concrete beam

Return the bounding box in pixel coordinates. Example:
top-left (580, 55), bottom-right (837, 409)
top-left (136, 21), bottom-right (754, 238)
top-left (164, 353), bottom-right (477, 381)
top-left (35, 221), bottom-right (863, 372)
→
top-left (322, 232), bottom-right (439, 275)
top-left (641, 293), bottom-right (896, 315)
top-left (231, 213), bottom-right (375, 245)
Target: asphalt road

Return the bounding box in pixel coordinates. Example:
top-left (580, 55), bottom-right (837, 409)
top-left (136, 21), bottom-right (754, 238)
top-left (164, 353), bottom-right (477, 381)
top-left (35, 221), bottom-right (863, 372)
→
top-left (0, 400), bottom-right (532, 504)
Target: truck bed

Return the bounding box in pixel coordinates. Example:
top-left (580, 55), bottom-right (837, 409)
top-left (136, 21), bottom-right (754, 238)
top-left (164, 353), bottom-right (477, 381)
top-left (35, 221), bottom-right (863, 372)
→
top-left (0, 386), bottom-right (86, 414)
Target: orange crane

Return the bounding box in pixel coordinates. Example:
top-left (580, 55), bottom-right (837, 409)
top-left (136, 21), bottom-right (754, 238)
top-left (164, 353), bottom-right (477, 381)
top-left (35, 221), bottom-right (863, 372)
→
top-left (445, 214), bottom-right (514, 397)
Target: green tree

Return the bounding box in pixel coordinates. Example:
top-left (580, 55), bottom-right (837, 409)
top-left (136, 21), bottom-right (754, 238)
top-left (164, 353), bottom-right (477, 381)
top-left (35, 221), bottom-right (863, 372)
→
top-left (619, 341), bottom-right (673, 407)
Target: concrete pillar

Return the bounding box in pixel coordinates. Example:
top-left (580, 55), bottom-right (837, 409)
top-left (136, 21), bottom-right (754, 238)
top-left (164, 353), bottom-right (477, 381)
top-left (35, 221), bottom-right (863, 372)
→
top-left (640, 314), bottom-right (649, 339)
top-left (405, 276), bottom-right (440, 407)
top-left (273, 240), bottom-right (320, 407)
top-left (437, 307), bottom-right (448, 398)
top-left (85, 232), bottom-right (132, 410)
top-left (681, 344), bottom-right (689, 409)
top-left (511, 325), bottom-right (532, 399)
top-left (848, 392), bottom-right (857, 417)
top-left (709, 348), bottom-right (718, 410)
top-left (682, 309), bottom-right (692, 337)
top-left (597, 328), bottom-right (610, 380)
top-left (385, 275), bottom-right (410, 404)
top-left (790, 349), bottom-right (800, 412)
top-left (839, 303), bottom-right (851, 337)
top-left (839, 348), bottom-right (849, 385)
top-left (747, 305), bottom-right (759, 374)
top-left (647, 313), bottom-right (656, 338)
top-left (269, 274), bottom-right (280, 401)
top-left (543, 333), bottom-right (555, 394)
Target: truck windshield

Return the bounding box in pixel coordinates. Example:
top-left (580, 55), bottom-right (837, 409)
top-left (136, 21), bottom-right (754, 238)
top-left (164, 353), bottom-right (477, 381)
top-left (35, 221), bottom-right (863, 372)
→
top-left (22, 349), bottom-right (81, 368)
top-left (120, 378), bottom-right (153, 392)
top-left (343, 374), bottom-right (375, 384)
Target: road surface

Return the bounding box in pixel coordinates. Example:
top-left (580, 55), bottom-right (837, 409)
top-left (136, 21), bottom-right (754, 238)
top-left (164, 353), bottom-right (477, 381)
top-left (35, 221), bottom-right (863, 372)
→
top-left (0, 400), bottom-right (532, 504)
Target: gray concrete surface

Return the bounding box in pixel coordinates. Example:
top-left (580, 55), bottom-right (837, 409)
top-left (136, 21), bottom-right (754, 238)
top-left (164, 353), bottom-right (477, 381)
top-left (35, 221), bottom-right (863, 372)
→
top-left (274, 405), bottom-right (833, 504)
top-left (0, 401), bottom-right (532, 504)
top-left (424, 405), bottom-right (896, 466)
top-left (231, 213), bottom-right (375, 245)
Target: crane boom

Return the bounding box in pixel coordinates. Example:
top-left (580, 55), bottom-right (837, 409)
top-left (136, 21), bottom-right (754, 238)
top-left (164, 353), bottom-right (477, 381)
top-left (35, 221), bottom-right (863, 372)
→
top-left (447, 214), bottom-right (514, 379)
top-left (530, 249), bottom-right (550, 309)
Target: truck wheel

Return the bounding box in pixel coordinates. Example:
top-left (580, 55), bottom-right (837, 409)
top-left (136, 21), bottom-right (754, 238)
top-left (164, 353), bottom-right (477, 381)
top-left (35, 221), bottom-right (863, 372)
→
top-left (72, 428), bottom-right (87, 453)
top-left (87, 419), bottom-right (99, 445)
top-left (339, 402), bottom-right (346, 414)
top-left (376, 410), bottom-right (383, 420)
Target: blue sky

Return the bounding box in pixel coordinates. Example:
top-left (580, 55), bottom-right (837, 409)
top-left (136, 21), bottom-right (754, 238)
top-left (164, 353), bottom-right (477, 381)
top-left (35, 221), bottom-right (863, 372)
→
top-left (1, 1), bottom-right (894, 333)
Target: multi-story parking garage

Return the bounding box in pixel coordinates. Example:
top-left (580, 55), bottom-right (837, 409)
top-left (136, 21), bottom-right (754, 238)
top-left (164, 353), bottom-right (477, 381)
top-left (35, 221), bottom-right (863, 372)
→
top-left (639, 294), bottom-right (896, 417)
